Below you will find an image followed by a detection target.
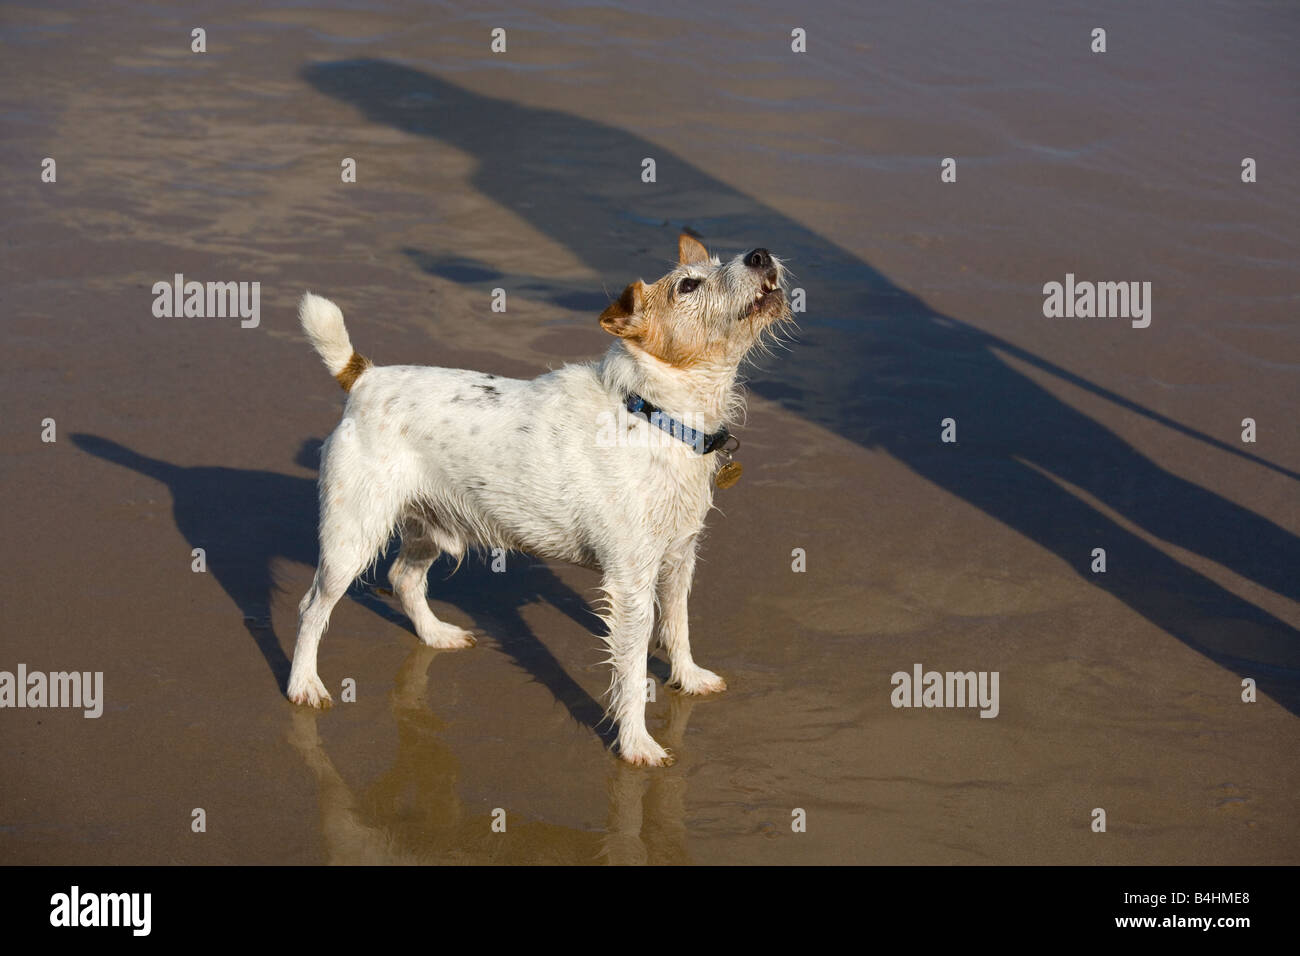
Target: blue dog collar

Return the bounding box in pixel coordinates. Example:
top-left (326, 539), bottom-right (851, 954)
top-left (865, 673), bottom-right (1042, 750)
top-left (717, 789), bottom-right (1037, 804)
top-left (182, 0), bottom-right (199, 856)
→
top-left (625, 392), bottom-right (731, 455)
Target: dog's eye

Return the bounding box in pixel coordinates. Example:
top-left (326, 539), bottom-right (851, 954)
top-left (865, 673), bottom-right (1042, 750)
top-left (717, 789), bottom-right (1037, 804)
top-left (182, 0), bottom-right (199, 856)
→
top-left (677, 278), bottom-right (701, 295)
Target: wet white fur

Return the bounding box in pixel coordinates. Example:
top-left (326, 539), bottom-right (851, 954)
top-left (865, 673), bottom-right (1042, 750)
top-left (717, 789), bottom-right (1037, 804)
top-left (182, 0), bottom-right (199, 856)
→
top-left (288, 249), bottom-right (787, 766)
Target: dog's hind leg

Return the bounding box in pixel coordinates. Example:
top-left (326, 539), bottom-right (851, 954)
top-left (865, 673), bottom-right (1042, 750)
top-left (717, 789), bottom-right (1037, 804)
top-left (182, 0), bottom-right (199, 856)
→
top-left (288, 438), bottom-right (404, 708)
top-left (289, 546), bottom-right (382, 708)
top-left (388, 518), bottom-right (477, 650)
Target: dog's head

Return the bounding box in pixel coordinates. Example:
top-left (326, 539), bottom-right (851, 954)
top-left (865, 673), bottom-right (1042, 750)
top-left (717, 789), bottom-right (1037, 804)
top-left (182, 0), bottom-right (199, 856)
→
top-left (599, 234), bottom-right (791, 369)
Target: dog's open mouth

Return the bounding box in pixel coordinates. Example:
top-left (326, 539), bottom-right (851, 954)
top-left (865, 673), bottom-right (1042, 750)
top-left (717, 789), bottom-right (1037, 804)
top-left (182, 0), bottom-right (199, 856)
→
top-left (743, 279), bottom-right (783, 319)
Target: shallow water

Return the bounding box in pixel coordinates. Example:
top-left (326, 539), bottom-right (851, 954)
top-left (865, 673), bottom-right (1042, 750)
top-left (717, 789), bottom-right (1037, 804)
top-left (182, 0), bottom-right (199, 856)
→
top-left (1, 0), bottom-right (1296, 864)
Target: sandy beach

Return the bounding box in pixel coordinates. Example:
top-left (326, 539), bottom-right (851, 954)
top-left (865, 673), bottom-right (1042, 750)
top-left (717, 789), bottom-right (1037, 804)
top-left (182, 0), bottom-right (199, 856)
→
top-left (1, 0), bottom-right (1296, 864)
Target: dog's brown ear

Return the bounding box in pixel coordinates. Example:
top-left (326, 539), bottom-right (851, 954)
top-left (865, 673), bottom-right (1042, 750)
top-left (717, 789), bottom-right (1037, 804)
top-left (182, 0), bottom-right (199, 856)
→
top-left (678, 232), bottom-right (710, 266)
top-left (599, 280), bottom-right (646, 337)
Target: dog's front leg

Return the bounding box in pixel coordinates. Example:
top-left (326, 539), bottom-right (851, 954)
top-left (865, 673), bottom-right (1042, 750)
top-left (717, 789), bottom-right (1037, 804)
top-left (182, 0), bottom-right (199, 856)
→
top-left (603, 569), bottom-right (672, 767)
top-left (657, 539), bottom-right (727, 695)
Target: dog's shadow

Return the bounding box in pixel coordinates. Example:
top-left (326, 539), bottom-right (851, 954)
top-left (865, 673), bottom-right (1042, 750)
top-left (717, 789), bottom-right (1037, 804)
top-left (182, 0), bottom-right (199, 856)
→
top-left (70, 432), bottom-right (620, 741)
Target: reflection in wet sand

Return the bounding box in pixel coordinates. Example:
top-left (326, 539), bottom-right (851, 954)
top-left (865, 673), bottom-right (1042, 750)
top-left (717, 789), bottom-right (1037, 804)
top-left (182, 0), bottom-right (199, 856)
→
top-left (289, 645), bottom-right (696, 865)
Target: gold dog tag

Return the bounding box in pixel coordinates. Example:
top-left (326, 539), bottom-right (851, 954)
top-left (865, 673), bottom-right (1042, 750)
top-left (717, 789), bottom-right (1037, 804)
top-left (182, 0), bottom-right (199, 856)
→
top-left (715, 459), bottom-right (743, 489)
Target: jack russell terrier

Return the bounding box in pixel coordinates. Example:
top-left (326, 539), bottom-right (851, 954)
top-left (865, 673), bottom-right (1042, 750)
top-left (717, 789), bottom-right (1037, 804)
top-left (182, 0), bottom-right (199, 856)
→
top-left (288, 233), bottom-right (791, 766)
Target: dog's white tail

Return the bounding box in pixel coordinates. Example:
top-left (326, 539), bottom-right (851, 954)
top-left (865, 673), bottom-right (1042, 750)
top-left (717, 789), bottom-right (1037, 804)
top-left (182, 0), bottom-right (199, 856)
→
top-left (299, 292), bottom-right (371, 392)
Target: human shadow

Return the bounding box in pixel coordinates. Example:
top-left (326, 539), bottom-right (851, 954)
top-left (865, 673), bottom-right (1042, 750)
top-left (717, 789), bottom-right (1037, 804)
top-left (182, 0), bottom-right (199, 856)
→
top-left (301, 58), bottom-right (1299, 710)
top-left (69, 433), bottom-right (611, 736)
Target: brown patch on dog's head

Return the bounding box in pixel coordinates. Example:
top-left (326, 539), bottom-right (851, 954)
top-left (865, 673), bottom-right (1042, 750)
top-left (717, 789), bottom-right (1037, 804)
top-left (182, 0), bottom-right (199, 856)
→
top-left (599, 234), bottom-right (789, 370)
top-left (598, 280), bottom-right (645, 338)
top-left (599, 277), bottom-right (707, 367)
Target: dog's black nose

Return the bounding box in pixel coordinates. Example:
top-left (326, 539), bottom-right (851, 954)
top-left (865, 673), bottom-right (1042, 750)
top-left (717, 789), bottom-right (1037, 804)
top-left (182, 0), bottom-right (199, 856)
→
top-left (744, 248), bottom-right (772, 269)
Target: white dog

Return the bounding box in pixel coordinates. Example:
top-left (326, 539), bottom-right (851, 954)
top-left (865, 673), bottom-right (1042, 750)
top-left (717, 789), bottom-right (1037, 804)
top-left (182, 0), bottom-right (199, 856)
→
top-left (288, 234), bottom-right (790, 766)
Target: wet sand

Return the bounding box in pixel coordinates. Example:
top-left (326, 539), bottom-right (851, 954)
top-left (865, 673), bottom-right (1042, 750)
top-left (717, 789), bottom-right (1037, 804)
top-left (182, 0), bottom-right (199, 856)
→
top-left (1, 0), bottom-right (1297, 864)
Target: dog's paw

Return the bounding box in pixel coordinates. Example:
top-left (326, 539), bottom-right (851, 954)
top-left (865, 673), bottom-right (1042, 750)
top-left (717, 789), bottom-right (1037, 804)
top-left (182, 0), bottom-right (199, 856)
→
top-left (287, 673), bottom-right (333, 709)
top-left (670, 665), bottom-right (727, 696)
top-left (418, 622), bottom-right (478, 650)
top-left (618, 736), bottom-right (675, 768)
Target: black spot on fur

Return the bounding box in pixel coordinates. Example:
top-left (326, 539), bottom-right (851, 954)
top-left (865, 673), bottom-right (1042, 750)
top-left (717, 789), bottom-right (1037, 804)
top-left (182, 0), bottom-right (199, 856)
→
top-left (473, 383), bottom-right (500, 401)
